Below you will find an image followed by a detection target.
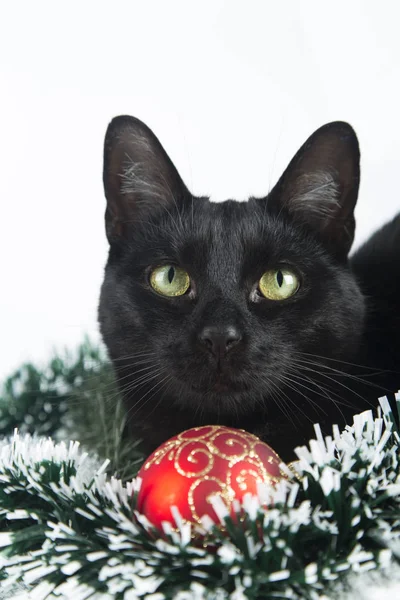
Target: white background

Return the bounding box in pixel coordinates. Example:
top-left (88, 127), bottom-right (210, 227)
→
top-left (1, 0), bottom-right (399, 380)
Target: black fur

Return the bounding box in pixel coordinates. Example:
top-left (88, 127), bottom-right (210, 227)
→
top-left (351, 214), bottom-right (400, 395)
top-left (99, 116), bottom-right (399, 461)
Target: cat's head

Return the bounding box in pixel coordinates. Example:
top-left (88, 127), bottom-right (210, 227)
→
top-left (99, 116), bottom-right (365, 426)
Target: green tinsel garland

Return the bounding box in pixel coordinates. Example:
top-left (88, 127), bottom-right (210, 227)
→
top-left (0, 339), bottom-right (144, 482)
top-left (1, 391), bottom-right (400, 599)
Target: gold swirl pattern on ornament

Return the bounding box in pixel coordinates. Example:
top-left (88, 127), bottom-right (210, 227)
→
top-left (179, 426), bottom-right (263, 468)
top-left (187, 475), bottom-right (234, 524)
top-left (235, 468), bottom-right (260, 491)
top-left (227, 457), bottom-right (281, 494)
top-left (177, 426), bottom-right (216, 441)
top-left (143, 438), bottom-right (181, 471)
top-left (174, 441), bottom-right (215, 478)
top-left (144, 426), bottom-right (252, 473)
top-left (144, 426), bottom-right (285, 506)
top-left (207, 429), bottom-right (253, 461)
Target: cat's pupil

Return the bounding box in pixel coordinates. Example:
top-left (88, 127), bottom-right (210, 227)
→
top-left (277, 270), bottom-right (284, 287)
top-left (168, 267), bottom-right (175, 284)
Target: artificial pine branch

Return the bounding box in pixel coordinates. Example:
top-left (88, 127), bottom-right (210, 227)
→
top-left (0, 338), bottom-right (144, 481)
top-left (1, 399), bottom-right (400, 599)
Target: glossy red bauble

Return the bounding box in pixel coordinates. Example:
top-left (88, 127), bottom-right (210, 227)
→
top-left (136, 425), bottom-right (285, 530)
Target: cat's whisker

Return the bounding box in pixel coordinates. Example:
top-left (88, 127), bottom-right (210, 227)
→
top-left (290, 359), bottom-right (377, 408)
top-left (85, 361), bottom-right (163, 403)
top-left (122, 373), bottom-right (165, 397)
top-left (283, 368), bottom-right (359, 424)
top-left (119, 367), bottom-right (166, 398)
top-left (96, 365), bottom-right (164, 411)
top-left (269, 391), bottom-right (297, 429)
top-left (292, 350), bottom-right (393, 376)
top-left (110, 351), bottom-right (157, 363)
top-left (58, 363), bottom-right (150, 410)
top-left (263, 376), bottom-right (301, 429)
top-left (141, 378), bottom-right (174, 422)
top-left (290, 369), bottom-right (359, 412)
top-left (284, 365), bottom-right (336, 403)
top-left (192, 390), bottom-right (205, 422)
top-left (291, 356), bottom-right (389, 396)
top-left (111, 365), bottom-right (160, 392)
top-left (278, 372), bottom-right (328, 417)
top-left (126, 373), bottom-right (172, 421)
top-left (233, 393), bottom-right (241, 423)
top-left (275, 374), bottom-right (324, 423)
top-left (293, 357), bottom-right (375, 383)
top-left (69, 354), bottom-right (160, 393)
top-left (251, 386), bottom-right (272, 415)
top-left (114, 358), bottom-right (161, 371)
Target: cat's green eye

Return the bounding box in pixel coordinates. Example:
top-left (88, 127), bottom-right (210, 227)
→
top-left (259, 268), bottom-right (299, 301)
top-left (150, 265), bottom-right (190, 297)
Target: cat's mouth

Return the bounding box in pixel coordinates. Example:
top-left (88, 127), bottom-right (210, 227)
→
top-left (210, 381), bottom-right (233, 393)
top-left (188, 372), bottom-right (250, 395)
top-left (192, 380), bottom-right (236, 394)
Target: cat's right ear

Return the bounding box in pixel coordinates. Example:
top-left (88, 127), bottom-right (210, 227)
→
top-left (103, 115), bottom-right (188, 244)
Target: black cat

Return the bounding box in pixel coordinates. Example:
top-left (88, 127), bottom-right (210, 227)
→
top-left (99, 116), bottom-right (399, 461)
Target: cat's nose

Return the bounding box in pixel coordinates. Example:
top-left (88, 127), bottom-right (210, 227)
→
top-left (198, 325), bottom-right (242, 357)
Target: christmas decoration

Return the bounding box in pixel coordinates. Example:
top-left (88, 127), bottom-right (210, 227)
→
top-left (1, 344), bottom-right (400, 599)
top-left (137, 425), bottom-right (285, 530)
top-left (0, 338), bottom-right (144, 481)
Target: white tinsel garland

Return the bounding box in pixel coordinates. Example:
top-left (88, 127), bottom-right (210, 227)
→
top-left (1, 396), bottom-right (400, 599)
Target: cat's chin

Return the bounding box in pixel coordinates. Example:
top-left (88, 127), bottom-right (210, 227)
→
top-left (172, 378), bottom-right (266, 416)
top-left (185, 372), bottom-right (252, 395)
top-left (189, 380), bottom-right (244, 395)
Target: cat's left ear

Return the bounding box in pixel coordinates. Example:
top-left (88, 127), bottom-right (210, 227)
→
top-left (103, 115), bottom-right (189, 245)
top-left (269, 121), bottom-right (360, 258)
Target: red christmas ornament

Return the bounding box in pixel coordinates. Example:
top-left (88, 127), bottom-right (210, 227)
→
top-left (136, 425), bottom-right (285, 531)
